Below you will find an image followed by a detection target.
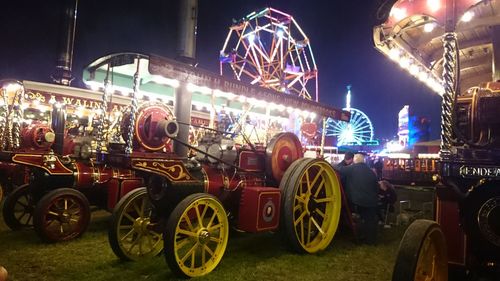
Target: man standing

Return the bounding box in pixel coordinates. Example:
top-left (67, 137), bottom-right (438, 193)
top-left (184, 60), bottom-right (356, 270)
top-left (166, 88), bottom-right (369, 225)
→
top-left (337, 152), bottom-right (354, 167)
top-left (335, 153), bottom-right (380, 244)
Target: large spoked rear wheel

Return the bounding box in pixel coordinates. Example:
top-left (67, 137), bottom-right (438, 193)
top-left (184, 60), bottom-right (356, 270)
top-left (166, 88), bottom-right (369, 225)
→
top-left (392, 219), bottom-right (448, 281)
top-left (280, 158), bottom-right (342, 253)
top-left (164, 193), bottom-right (229, 278)
top-left (2, 184), bottom-right (35, 230)
top-left (109, 187), bottom-right (163, 261)
top-left (33, 188), bottom-right (91, 243)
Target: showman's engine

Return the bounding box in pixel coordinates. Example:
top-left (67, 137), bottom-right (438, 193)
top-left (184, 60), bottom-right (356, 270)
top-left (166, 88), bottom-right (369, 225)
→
top-left (119, 103), bottom-right (178, 152)
top-left (20, 122), bottom-right (55, 150)
top-left (455, 83), bottom-right (500, 155)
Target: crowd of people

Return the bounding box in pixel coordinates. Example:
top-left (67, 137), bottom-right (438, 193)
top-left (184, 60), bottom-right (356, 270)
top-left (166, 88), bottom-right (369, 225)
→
top-left (334, 152), bottom-right (396, 245)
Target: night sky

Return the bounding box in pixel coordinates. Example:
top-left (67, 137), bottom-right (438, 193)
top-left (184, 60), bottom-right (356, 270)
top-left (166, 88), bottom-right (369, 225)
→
top-left (0, 0), bottom-right (442, 140)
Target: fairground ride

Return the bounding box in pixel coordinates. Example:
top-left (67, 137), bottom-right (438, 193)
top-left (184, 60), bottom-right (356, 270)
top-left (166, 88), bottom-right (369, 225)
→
top-left (326, 85), bottom-right (374, 146)
top-left (219, 7), bottom-right (318, 101)
top-left (375, 0), bottom-right (500, 280)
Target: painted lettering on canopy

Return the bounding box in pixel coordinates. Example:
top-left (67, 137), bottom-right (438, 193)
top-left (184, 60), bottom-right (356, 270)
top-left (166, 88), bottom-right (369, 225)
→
top-left (459, 165), bottom-right (500, 178)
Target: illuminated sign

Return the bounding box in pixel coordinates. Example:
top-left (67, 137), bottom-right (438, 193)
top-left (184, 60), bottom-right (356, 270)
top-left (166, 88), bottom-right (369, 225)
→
top-left (459, 165), bottom-right (500, 179)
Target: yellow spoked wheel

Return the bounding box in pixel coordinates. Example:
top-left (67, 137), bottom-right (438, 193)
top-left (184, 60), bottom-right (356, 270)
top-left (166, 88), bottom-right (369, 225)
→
top-left (108, 187), bottom-right (163, 261)
top-left (392, 219), bottom-right (448, 281)
top-left (280, 158), bottom-right (342, 253)
top-left (164, 193), bottom-right (228, 278)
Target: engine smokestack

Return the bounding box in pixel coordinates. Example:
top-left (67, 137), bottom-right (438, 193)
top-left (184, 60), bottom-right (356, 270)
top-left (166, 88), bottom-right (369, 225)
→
top-left (173, 0), bottom-right (198, 158)
top-left (51, 104), bottom-right (66, 155)
top-left (176, 0), bottom-right (198, 64)
top-left (52, 0), bottom-right (79, 86)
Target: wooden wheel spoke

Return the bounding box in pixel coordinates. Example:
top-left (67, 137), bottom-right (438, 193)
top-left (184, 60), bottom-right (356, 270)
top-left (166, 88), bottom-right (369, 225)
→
top-left (310, 217), bottom-right (325, 236)
top-left (206, 211), bottom-right (217, 229)
top-left (140, 197), bottom-right (146, 217)
top-left (133, 201), bottom-right (142, 217)
top-left (119, 225), bottom-right (133, 230)
top-left (123, 212), bottom-right (137, 223)
top-left (177, 228), bottom-right (198, 238)
top-left (45, 220), bottom-right (56, 227)
top-left (293, 203), bottom-right (303, 212)
top-left (204, 244), bottom-right (214, 257)
top-left (294, 210), bottom-right (307, 226)
top-left (195, 205), bottom-right (203, 228)
top-left (305, 170), bottom-right (311, 193)
top-left (294, 195), bottom-right (306, 204)
top-left (182, 213), bottom-right (195, 232)
top-left (309, 167), bottom-right (325, 190)
top-left (16, 201), bottom-right (29, 208)
top-left (208, 223), bottom-right (222, 232)
top-left (180, 242), bottom-right (199, 263)
top-left (313, 179), bottom-right (326, 197)
top-left (315, 208), bottom-right (326, 219)
top-left (209, 236), bottom-right (223, 243)
top-left (67, 201), bottom-right (78, 211)
top-left (120, 229), bottom-right (135, 242)
top-left (299, 219), bottom-right (305, 244)
top-left (47, 211), bottom-right (59, 217)
top-left (307, 218), bottom-right (312, 244)
top-left (315, 196), bottom-right (333, 204)
top-left (176, 237), bottom-right (192, 250)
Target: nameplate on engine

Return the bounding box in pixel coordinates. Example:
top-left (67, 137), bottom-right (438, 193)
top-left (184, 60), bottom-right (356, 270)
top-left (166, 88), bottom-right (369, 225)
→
top-left (459, 165), bottom-right (500, 179)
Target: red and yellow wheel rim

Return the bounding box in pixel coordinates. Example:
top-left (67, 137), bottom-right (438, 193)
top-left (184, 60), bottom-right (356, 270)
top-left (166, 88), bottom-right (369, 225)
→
top-left (281, 158), bottom-right (342, 253)
top-left (169, 194), bottom-right (228, 277)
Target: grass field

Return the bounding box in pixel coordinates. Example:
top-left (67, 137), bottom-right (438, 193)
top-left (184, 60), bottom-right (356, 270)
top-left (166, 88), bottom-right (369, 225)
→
top-left (0, 206), bottom-right (405, 281)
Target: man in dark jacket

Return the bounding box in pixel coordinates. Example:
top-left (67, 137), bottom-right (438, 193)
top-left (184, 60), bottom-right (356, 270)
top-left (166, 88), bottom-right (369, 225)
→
top-left (335, 153), bottom-right (380, 244)
top-left (337, 152), bottom-right (354, 167)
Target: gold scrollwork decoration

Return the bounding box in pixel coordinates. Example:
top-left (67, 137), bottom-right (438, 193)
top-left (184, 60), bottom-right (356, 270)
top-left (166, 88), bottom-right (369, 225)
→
top-left (133, 160), bottom-right (191, 181)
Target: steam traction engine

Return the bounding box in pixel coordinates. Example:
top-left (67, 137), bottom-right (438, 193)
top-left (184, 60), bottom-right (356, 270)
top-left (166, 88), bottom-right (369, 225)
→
top-left (373, 0), bottom-right (500, 279)
top-left (0, 79), bottom-right (143, 242)
top-left (83, 53), bottom-right (351, 277)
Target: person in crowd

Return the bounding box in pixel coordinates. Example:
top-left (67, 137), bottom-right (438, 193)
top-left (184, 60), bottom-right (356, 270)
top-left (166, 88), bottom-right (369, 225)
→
top-left (378, 179), bottom-right (397, 225)
top-left (371, 156), bottom-right (384, 180)
top-left (334, 153), bottom-right (380, 244)
top-left (337, 151), bottom-right (354, 167)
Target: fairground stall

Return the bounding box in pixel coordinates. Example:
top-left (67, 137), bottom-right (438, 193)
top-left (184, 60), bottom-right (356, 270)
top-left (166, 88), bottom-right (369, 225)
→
top-left (375, 0), bottom-right (500, 279)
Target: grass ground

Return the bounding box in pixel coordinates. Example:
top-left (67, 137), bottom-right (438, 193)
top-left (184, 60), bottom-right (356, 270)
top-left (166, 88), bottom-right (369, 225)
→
top-left (0, 206), bottom-right (405, 281)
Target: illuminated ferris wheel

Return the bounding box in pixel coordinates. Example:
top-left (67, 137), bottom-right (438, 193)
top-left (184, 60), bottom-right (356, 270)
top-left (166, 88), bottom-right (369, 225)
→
top-left (220, 7), bottom-right (318, 101)
top-left (326, 86), bottom-right (374, 146)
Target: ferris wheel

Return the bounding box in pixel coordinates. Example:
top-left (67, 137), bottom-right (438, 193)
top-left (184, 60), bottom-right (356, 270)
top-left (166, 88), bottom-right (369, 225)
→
top-left (326, 86), bottom-right (374, 146)
top-left (220, 7), bottom-right (318, 101)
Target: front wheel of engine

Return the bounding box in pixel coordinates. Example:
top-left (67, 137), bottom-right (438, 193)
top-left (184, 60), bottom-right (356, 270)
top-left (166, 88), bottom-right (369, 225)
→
top-left (2, 184), bottom-right (34, 230)
top-left (164, 193), bottom-right (228, 278)
top-left (392, 219), bottom-right (448, 281)
top-left (108, 187), bottom-right (163, 261)
top-left (280, 158), bottom-right (342, 254)
top-left (33, 188), bottom-right (91, 243)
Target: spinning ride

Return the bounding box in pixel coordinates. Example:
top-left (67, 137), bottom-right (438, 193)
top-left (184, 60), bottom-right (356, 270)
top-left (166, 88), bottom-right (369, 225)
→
top-left (220, 7), bottom-right (318, 101)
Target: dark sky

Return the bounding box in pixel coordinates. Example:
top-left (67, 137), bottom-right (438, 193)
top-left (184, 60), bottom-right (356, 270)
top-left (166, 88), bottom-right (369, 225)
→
top-left (0, 0), bottom-right (442, 140)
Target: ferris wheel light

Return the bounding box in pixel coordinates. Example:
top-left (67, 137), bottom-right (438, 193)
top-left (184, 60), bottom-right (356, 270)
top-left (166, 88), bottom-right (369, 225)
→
top-left (423, 22), bottom-right (436, 33)
top-left (310, 112), bottom-right (317, 120)
top-left (221, 8), bottom-right (317, 100)
top-left (276, 29), bottom-right (284, 38)
top-left (247, 33), bottom-right (256, 44)
top-left (390, 7), bottom-right (407, 21)
top-left (427, 0), bottom-right (441, 13)
top-left (461, 11), bottom-right (474, 22)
